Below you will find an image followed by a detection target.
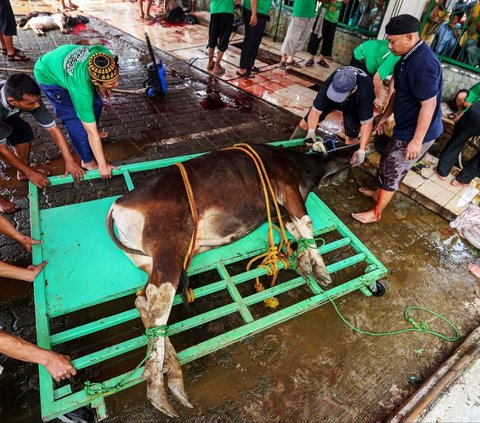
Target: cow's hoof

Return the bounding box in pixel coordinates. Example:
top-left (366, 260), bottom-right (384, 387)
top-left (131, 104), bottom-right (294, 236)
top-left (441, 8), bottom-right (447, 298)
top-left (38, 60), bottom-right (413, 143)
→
top-left (368, 280), bottom-right (387, 297)
top-left (296, 251), bottom-right (313, 278)
top-left (312, 265), bottom-right (331, 286)
top-left (147, 381), bottom-right (178, 418)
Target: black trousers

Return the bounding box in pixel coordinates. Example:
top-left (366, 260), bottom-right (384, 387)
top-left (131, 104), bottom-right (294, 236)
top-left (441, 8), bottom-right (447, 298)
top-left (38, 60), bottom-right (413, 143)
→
top-left (239, 7), bottom-right (268, 70)
top-left (437, 102), bottom-right (480, 183)
top-left (320, 19), bottom-right (337, 57)
top-left (306, 13), bottom-right (323, 56)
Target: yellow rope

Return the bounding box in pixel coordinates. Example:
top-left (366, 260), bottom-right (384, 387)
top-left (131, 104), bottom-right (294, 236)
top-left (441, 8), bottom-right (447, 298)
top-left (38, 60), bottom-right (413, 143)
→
top-left (175, 162), bottom-right (199, 277)
top-left (224, 144), bottom-right (293, 309)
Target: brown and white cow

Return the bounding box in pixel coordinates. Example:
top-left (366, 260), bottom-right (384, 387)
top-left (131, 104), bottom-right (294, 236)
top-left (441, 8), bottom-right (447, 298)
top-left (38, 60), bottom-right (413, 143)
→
top-left (106, 143), bottom-right (358, 416)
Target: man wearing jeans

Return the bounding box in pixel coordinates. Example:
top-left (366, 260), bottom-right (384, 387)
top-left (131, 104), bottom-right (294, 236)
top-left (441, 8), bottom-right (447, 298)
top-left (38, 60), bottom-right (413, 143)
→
top-left (352, 15), bottom-right (443, 224)
top-left (34, 45), bottom-right (119, 179)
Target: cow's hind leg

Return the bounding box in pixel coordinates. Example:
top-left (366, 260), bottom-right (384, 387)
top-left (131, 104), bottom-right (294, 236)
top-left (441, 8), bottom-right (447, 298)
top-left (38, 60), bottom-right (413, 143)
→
top-left (135, 257), bottom-right (191, 416)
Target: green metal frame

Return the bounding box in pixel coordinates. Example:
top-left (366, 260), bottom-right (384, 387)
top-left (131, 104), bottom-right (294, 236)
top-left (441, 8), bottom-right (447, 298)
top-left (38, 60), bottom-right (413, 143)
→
top-left (30, 139), bottom-right (387, 421)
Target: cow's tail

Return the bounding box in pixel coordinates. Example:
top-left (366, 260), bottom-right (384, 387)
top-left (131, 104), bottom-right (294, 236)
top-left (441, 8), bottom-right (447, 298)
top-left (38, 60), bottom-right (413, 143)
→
top-left (106, 206), bottom-right (147, 256)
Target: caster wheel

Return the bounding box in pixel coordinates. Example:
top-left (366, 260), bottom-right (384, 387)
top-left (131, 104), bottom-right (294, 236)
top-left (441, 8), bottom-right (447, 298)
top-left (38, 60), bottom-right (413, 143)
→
top-left (368, 280), bottom-right (387, 297)
top-left (146, 86), bottom-right (156, 98)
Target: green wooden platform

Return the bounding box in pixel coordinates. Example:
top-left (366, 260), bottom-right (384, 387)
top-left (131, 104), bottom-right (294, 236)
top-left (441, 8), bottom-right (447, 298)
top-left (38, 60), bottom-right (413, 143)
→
top-left (29, 140), bottom-right (388, 421)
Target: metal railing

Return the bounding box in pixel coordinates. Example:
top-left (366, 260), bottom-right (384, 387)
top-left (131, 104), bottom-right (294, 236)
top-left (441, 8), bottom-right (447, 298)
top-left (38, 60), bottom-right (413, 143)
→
top-left (420, 0), bottom-right (480, 73)
top-left (338, 0), bottom-right (390, 37)
top-left (267, 0), bottom-right (390, 41)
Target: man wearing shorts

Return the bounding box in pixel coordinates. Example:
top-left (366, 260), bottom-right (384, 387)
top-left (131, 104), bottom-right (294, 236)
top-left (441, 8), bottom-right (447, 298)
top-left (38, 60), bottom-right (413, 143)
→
top-left (0, 0), bottom-right (29, 61)
top-left (207, 0), bottom-right (239, 76)
top-left (290, 65), bottom-right (375, 153)
top-left (352, 15), bottom-right (443, 224)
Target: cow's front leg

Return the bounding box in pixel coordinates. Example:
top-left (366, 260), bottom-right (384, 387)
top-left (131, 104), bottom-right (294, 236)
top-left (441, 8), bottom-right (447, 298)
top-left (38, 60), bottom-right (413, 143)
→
top-left (289, 215), bottom-right (331, 286)
top-left (135, 281), bottom-right (191, 417)
top-left (285, 220), bottom-right (312, 278)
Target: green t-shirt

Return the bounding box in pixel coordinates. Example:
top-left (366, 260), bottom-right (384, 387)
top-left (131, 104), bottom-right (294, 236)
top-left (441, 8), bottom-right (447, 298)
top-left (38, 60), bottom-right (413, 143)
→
top-left (210, 0), bottom-right (234, 14)
top-left (466, 82), bottom-right (480, 105)
top-left (353, 39), bottom-right (400, 80)
top-left (34, 44), bottom-right (114, 123)
top-left (292, 0), bottom-right (316, 18)
top-left (324, 0), bottom-right (344, 23)
top-left (244, 0), bottom-right (271, 16)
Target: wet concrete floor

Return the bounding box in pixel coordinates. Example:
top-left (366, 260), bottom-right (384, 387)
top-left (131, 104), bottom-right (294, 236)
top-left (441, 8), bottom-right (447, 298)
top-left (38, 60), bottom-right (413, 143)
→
top-left (0, 16), bottom-right (479, 423)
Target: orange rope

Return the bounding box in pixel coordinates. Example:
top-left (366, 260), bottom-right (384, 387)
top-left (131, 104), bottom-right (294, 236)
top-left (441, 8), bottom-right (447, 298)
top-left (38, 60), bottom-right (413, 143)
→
top-left (223, 144), bottom-right (293, 308)
top-left (175, 162), bottom-right (199, 272)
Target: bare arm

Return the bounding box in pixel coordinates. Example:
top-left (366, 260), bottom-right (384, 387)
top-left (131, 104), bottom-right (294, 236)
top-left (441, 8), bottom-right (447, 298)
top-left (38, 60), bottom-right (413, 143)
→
top-left (0, 144), bottom-right (50, 188)
top-left (81, 121), bottom-right (116, 179)
top-left (307, 107), bottom-right (322, 133)
top-left (250, 0), bottom-right (258, 26)
top-left (0, 331), bottom-right (76, 381)
top-left (375, 90), bottom-right (395, 135)
top-left (358, 119), bottom-right (374, 150)
top-left (0, 260), bottom-right (47, 282)
top-left (405, 96), bottom-right (437, 160)
top-left (45, 126), bottom-right (84, 180)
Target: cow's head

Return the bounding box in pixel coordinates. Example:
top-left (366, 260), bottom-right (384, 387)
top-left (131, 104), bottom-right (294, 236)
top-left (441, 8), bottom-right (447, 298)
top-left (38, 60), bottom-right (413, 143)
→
top-left (310, 141), bottom-right (360, 187)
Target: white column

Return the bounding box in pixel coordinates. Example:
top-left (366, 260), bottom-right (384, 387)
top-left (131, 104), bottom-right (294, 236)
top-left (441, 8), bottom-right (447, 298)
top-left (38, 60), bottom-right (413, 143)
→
top-left (377, 0), bottom-right (429, 39)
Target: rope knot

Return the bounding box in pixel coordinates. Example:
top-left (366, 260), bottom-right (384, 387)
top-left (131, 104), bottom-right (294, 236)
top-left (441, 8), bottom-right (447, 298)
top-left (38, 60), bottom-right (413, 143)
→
top-left (145, 325), bottom-right (168, 339)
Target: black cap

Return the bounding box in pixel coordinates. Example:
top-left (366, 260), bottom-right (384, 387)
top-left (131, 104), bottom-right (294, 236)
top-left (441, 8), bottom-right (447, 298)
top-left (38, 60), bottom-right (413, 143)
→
top-left (385, 14), bottom-right (419, 35)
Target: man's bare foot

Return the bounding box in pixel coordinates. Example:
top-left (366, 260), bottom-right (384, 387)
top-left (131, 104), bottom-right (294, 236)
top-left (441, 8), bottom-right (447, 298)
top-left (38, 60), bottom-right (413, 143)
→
top-left (451, 179), bottom-right (470, 187)
top-left (27, 260), bottom-right (48, 282)
top-left (0, 196), bottom-right (19, 213)
top-left (351, 209), bottom-right (381, 224)
top-left (19, 235), bottom-right (42, 253)
top-left (358, 187), bottom-right (379, 201)
top-left (81, 160), bottom-right (99, 171)
top-left (434, 167), bottom-right (447, 181)
top-left (467, 263), bottom-right (480, 278)
top-left (99, 132), bottom-right (109, 139)
top-left (17, 168), bottom-right (50, 181)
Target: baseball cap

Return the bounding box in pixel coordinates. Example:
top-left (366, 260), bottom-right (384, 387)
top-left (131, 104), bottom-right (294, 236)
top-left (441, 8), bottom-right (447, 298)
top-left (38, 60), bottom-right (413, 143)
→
top-left (327, 67), bottom-right (357, 103)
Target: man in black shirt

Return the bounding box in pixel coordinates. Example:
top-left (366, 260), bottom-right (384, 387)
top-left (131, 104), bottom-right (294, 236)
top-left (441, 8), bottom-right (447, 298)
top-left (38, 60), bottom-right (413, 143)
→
top-left (291, 65), bottom-right (374, 166)
top-left (0, 73), bottom-right (83, 212)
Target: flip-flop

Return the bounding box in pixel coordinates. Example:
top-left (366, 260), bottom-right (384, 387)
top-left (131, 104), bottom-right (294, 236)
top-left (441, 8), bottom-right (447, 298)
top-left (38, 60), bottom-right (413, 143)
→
top-left (236, 70), bottom-right (255, 78)
top-left (286, 61), bottom-right (301, 68)
top-left (8, 52), bottom-right (30, 62)
top-left (317, 59), bottom-right (330, 68)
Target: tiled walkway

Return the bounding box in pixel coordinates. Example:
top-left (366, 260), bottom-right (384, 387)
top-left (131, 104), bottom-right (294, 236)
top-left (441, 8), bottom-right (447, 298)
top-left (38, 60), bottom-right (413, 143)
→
top-left (12, 0), bottom-right (480, 220)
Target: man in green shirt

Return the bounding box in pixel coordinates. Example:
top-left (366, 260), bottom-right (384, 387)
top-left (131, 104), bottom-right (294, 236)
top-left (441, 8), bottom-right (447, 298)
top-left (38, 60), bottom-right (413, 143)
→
top-left (351, 39), bottom-right (400, 109)
top-left (207, 0), bottom-right (239, 76)
top-left (436, 81), bottom-right (480, 187)
top-left (237, 0), bottom-right (271, 78)
top-left (34, 45), bottom-right (119, 179)
top-left (316, 0), bottom-right (348, 68)
top-left (279, 0), bottom-right (317, 69)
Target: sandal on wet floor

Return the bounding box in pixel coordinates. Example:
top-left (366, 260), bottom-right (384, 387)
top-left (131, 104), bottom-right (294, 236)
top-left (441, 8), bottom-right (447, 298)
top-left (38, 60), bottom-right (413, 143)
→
top-left (250, 66), bottom-right (260, 73)
top-left (305, 58), bottom-right (314, 67)
top-left (236, 70), bottom-right (255, 78)
top-left (3, 47), bottom-right (22, 56)
top-left (317, 59), bottom-right (330, 68)
top-left (8, 52), bottom-right (30, 62)
top-left (279, 61), bottom-right (286, 70)
top-left (286, 61), bottom-right (301, 68)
